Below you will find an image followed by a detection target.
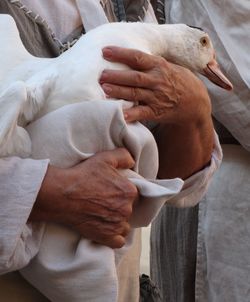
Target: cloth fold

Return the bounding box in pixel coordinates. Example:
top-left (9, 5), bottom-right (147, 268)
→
top-left (75, 0), bottom-right (110, 32)
top-left (18, 100), bottom-right (183, 302)
top-left (27, 100), bottom-right (184, 226)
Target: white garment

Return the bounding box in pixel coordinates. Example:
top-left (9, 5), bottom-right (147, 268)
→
top-left (166, 1), bottom-right (250, 301)
top-left (166, 0), bottom-right (250, 150)
top-left (21, 0), bottom-right (82, 41)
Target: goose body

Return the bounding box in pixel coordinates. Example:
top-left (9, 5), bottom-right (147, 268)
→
top-left (0, 15), bottom-right (232, 157)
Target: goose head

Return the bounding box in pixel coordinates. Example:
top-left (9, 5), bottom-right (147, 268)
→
top-left (161, 24), bottom-right (233, 90)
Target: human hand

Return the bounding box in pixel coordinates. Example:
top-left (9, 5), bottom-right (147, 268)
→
top-left (30, 148), bottom-right (138, 249)
top-left (100, 46), bottom-right (211, 125)
top-left (100, 46), bottom-right (214, 179)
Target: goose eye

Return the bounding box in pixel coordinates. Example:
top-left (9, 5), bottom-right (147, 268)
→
top-left (200, 37), bottom-right (208, 46)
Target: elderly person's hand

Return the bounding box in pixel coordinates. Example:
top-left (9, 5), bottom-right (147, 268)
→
top-left (100, 46), bottom-right (214, 179)
top-left (30, 148), bottom-right (137, 249)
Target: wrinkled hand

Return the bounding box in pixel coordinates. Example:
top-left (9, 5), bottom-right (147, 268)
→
top-left (100, 46), bottom-right (211, 125)
top-left (100, 46), bottom-right (214, 179)
top-left (30, 148), bottom-right (138, 249)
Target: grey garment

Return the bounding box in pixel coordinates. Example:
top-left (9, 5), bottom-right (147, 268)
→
top-left (0, 0), bottom-right (60, 57)
top-left (150, 2), bottom-right (250, 302)
top-left (196, 145), bottom-right (250, 302)
top-left (113, 0), bottom-right (149, 22)
top-left (213, 118), bottom-right (240, 145)
top-left (165, 0), bottom-right (250, 151)
top-left (150, 205), bottom-right (198, 302)
top-left (150, 0), bottom-right (166, 24)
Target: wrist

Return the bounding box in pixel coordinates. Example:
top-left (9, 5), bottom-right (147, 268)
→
top-left (154, 106), bottom-right (214, 179)
top-left (29, 165), bottom-right (68, 223)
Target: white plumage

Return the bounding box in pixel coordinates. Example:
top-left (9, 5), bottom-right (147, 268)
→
top-left (0, 15), bottom-right (232, 157)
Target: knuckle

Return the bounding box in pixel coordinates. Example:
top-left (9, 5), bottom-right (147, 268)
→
top-left (158, 56), bottom-right (167, 66)
top-left (139, 106), bottom-right (151, 119)
top-left (154, 89), bottom-right (166, 101)
top-left (117, 147), bottom-right (131, 158)
top-left (122, 223), bottom-right (131, 236)
top-left (131, 87), bottom-right (141, 102)
top-left (115, 240), bottom-right (125, 249)
top-left (125, 183), bottom-right (138, 199)
top-left (151, 104), bottom-right (166, 117)
top-left (134, 72), bottom-right (145, 85)
top-left (133, 53), bottom-right (145, 66)
top-left (111, 236), bottom-right (125, 249)
top-left (122, 205), bottom-right (133, 218)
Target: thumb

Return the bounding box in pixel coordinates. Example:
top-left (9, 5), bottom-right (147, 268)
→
top-left (97, 148), bottom-right (135, 170)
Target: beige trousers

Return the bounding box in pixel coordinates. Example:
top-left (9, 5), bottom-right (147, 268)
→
top-left (0, 229), bottom-right (141, 302)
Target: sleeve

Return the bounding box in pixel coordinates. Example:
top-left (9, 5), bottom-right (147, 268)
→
top-left (166, 131), bottom-right (223, 207)
top-left (0, 157), bottom-right (49, 274)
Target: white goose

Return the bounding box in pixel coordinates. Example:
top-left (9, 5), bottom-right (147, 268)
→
top-left (0, 15), bottom-right (232, 157)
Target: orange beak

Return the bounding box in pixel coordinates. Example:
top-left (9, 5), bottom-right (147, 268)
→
top-left (203, 59), bottom-right (233, 91)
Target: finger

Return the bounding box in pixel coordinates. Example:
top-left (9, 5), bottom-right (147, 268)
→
top-left (75, 220), bottom-right (130, 243)
top-left (102, 46), bottom-right (157, 71)
top-left (105, 235), bottom-right (126, 249)
top-left (102, 84), bottom-right (154, 103)
top-left (92, 227), bottom-right (128, 249)
top-left (100, 70), bottom-right (155, 89)
top-left (98, 220), bottom-right (131, 237)
top-left (97, 148), bottom-right (135, 170)
top-left (120, 222), bottom-right (131, 237)
top-left (123, 106), bottom-right (155, 123)
top-left (91, 234), bottom-right (126, 249)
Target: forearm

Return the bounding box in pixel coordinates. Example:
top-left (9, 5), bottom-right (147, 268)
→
top-left (148, 67), bottom-right (214, 179)
top-left (154, 112), bottom-right (214, 179)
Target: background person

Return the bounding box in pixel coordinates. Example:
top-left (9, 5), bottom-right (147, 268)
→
top-left (151, 1), bottom-right (250, 301)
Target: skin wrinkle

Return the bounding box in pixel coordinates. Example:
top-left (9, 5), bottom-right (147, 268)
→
top-left (101, 49), bottom-right (205, 123)
top-left (100, 47), bottom-right (214, 180)
top-left (31, 148), bottom-right (137, 248)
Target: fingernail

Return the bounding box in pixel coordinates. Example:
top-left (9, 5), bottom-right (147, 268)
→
top-left (123, 111), bottom-right (130, 122)
top-left (123, 112), bottom-right (128, 120)
top-left (102, 84), bottom-right (112, 94)
top-left (99, 71), bottom-right (107, 84)
top-left (102, 47), bottom-right (113, 59)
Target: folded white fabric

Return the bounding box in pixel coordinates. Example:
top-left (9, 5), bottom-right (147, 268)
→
top-left (19, 100), bottom-right (183, 302)
top-left (0, 12), bottom-right (184, 301)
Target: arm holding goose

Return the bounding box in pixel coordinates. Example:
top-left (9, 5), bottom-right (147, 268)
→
top-left (100, 46), bottom-right (220, 179)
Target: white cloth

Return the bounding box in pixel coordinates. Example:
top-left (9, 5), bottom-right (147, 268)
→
top-left (18, 100), bottom-right (184, 302)
top-left (0, 102), bottom-right (222, 301)
top-left (75, 0), bottom-right (109, 32)
top-left (0, 157), bottom-right (48, 272)
top-left (21, 0), bottom-right (82, 41)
